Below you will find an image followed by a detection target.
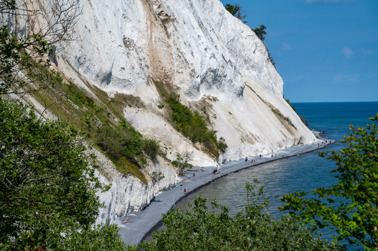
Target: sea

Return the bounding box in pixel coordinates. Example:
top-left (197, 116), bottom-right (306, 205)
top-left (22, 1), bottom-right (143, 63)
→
top-left (175, 102), bottom-right (378, 250)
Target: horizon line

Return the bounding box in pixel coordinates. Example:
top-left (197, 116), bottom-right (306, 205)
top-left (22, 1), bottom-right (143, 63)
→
top-left (291, 100), bottom-right (378, 103)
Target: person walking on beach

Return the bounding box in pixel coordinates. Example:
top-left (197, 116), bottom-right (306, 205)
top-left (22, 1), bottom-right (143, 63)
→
top-left (184, 188), bottom-right (186, 193)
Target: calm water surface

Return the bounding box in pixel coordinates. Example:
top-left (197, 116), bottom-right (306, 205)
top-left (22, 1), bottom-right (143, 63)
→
top-left (175, 102), bottom-right (378, 249)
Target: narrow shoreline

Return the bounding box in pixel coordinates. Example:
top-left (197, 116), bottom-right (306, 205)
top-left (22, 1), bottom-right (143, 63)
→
top-left (117, 139), bottom-right (336, 246)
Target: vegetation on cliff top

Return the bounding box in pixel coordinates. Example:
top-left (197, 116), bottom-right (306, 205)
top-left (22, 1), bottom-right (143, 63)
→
top-left (225, 3), bottom-right (275, 66)
top-left (225, 3), bottom-right (247, 23)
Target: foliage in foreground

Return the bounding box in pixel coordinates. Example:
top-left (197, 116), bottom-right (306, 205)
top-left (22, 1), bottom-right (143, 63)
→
top-left (0, 98), bottom-right (126, 250)
top-left (281, 114), bottom-right (378, 250)
top-left (136, 180), bottom-right (335, 250)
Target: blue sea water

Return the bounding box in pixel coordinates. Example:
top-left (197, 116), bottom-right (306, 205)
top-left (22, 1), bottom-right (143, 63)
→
top-left (294, 102), bottom-right (378, 142)
top-left (175, 102), bottom-right (378, 249)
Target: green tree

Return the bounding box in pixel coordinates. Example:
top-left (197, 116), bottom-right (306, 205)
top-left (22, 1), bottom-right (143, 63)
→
top-left (224, 4), bottom-right (267, 42)
top-left (280, 114), bottom-right (378, 250)
top-left (252, 24), bottom-right (275, 67)
top-left (225, 3), bottom-right (247, 23)
top-left (252, 24), bottom-right (267, 42)
top-left (138, 180), bottom-right (335, 250)
top-left (0, 98), bottom-right (126, 250)
top-left (143, 139), bottom-right (161, 160)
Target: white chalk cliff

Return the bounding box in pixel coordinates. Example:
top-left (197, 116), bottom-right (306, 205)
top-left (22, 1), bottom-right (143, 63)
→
top-left (16, 0), bottom-right (316, 224)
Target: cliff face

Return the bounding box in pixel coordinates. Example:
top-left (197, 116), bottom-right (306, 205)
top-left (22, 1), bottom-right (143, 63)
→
top-left (16, 0), bottom-right (316, 224)
top-left (54, 0), bottom-right (315, 160)
top-left (92, 148), bottom-right (177, 226)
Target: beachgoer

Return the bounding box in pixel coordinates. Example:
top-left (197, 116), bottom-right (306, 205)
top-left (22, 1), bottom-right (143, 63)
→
top-left (184, 188), bottom-right (186, 193)
top-left (245, 157), bottom-right (248, 162)
top-left (260, 154), bottom-right (262, 158)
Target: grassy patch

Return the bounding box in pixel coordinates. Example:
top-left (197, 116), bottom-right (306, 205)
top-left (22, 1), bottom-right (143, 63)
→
top-left (270, 106), bottom-right (296, 129)
top-left (116, 157), bottom-right (148, 185)
top-left (25, 60), bottom-right (156, 184)
top-left (154, 80), bottom-right (227, 158)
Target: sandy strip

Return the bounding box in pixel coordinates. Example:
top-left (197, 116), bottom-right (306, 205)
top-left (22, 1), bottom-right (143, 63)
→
top-left (117, 139), bottom-right (335, 246)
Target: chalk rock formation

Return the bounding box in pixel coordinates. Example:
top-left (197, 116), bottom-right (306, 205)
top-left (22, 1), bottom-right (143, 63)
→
top-left (92, 148), bottom-right (177, 225)
top-left (64, 0), bottom-right (313, 159)
top-left (15, 0), bottom-right (316, 223)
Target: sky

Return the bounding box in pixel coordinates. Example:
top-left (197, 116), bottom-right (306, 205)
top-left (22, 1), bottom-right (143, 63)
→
top-left (220, 0), bottom-right (378, 102)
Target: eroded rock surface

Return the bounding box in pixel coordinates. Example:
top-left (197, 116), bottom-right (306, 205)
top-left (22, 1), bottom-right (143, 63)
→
top-left (15, 0), bottom-right (316, 224)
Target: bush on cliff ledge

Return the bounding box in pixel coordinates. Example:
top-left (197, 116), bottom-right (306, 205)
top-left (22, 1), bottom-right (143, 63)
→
top-left (166, 93), bottom-right (227, 157)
